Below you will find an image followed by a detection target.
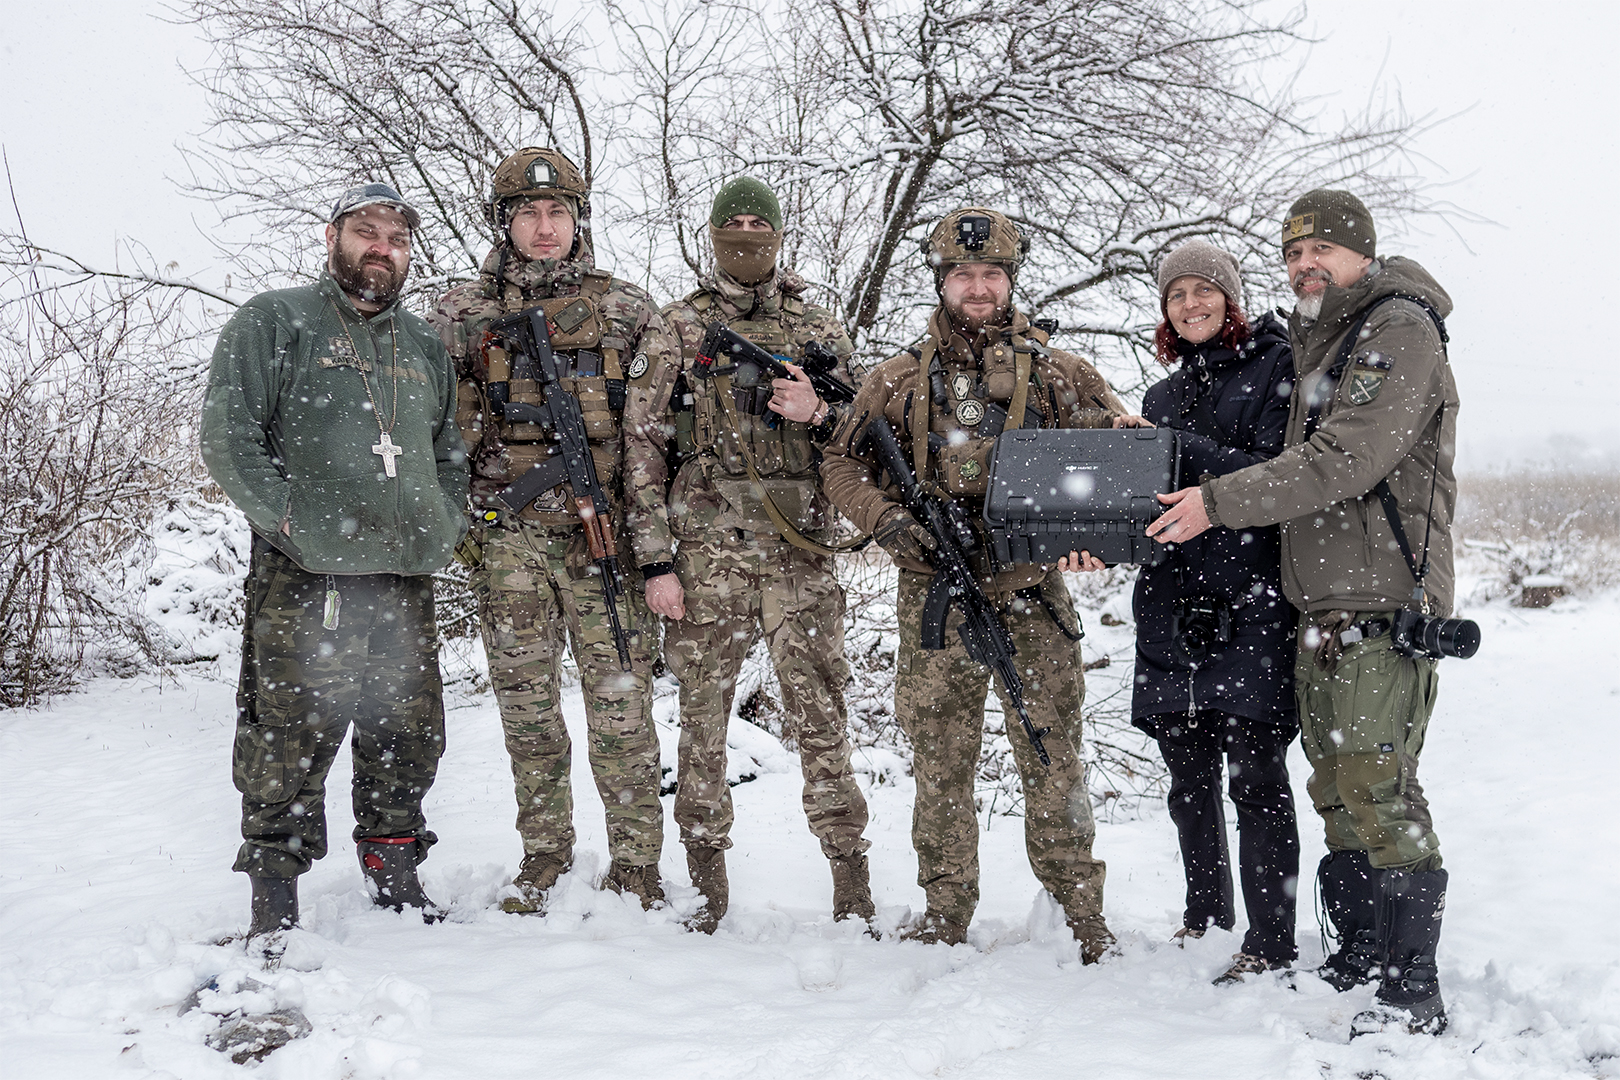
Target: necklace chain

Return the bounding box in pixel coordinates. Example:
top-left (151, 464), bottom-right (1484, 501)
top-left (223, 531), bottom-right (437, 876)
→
top-left (332, 299), bottom-right (401, 436)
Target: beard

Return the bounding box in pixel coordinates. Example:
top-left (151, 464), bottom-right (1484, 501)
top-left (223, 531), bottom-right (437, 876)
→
top-left (1292, 268), bottom-right (1334, 320)
top-left (945, 297), bottom-right (1010, 334)
top-left (330, 244), bottom-right (407, 309)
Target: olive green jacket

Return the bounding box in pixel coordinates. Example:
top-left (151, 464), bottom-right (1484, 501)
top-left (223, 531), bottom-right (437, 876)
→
top-left (201, 272), bottom-right (469, 575)
top-left (1204, 257), bottom-right (1458, 615)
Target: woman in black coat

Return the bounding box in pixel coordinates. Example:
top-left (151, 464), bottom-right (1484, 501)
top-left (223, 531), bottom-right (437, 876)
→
top-left (1134, 240), bottom-right (1300, 983)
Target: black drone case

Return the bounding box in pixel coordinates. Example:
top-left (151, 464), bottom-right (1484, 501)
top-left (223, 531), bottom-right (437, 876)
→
top-left (983, 428), bottom-right (1181, 568)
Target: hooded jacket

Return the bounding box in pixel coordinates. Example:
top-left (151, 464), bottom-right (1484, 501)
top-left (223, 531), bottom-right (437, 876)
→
top-left (1204, 257), bottom-right (1458, 616)
top-left (1132, 312), bottom-right (1298, 732)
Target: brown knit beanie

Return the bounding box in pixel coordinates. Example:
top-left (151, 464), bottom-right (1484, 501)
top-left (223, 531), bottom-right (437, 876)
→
top-left (1280, 189), bottom-right (1376, 258)
top-left (1158, 239), bottom-right (1242, 305)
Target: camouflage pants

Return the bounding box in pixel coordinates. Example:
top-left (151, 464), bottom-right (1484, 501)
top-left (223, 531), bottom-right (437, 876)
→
top-left (665, 534), bottom-right (870, 859)
top-left (1296, 621), bottom-right (1442, 871)
top-left (231, 537), bottom-right (445, 880)
top-left (895, 568), bottom-right (1105, 926)
top-left (469, 519), bottom-right (663, 866)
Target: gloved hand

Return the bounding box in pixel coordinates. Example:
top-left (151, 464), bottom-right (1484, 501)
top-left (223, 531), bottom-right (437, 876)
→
top-left (873, 507), bottom-right (937, 565)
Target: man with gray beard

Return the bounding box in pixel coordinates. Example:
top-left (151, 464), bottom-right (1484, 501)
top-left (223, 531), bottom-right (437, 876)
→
top-left (1147, 190), bottom-right (1460, 1035)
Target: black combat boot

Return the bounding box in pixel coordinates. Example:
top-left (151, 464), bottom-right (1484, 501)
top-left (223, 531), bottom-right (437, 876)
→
top-left (686, 847), bottom-right (728, 934)
top-left (1353, 868), bottom-right (1448, 1037)
top-left (249, 876), bottom-right (299, 937)
top-left (358, 838), bottom-right (443, 923)
top-left (1317, 849), bottom-right (1381, 991)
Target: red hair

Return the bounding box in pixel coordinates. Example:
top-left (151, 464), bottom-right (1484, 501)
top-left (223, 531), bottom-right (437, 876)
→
top-left (1155, 294), bottom-right (1251, 366)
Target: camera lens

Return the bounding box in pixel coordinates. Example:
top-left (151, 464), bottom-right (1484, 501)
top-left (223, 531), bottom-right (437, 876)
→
top-left (1420, 616), bottom-right (1481, 659)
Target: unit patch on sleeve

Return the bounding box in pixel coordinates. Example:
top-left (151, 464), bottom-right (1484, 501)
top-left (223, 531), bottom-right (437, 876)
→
top-left (627, 352), bottom-right (650, 380)
top-left (1346, 350), bottom-right (1393, 406)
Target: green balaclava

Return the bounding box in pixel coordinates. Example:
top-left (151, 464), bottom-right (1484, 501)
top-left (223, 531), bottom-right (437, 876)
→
top-left (709, 176), bottom-right (784, 286)
top-left (1280, 189), bottom-right (1377, 258)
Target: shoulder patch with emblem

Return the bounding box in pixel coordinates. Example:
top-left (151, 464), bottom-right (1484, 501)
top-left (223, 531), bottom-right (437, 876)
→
top-left (627, 352), bottom-right (650, 380)
top-left (1346, 350), bottom-right (1392, 405)
top-left (956, 398), bottom-right (985, 426)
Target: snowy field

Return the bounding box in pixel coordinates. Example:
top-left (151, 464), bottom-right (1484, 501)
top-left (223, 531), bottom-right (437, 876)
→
top-left (2, 590), bottom-right (1617, 1079)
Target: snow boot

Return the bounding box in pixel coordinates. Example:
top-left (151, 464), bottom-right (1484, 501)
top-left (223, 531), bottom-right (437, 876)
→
top-left (830, 853), bottom-right (876, 925)
top-left (1066, 911), bottom-right (1118, 965)
top-left (1212, 952), bottom-right (1290, 986)
top-left (501, 850), bottom-right (573, 915)
top-left (685, 846), bottom-right (728, 933)
top-left (900, 911), bottom-right (968, 946)
top-left (1317, 849), bottom-right (1381, 991)
top-left (358, 838), bottom-right (443, 923)
top-left (248, 876), bottom-right (299, 937)
top-left (605, 860), bottom-right (666, 910)
top-left (1353, 868), bottom-right (1448, 1037)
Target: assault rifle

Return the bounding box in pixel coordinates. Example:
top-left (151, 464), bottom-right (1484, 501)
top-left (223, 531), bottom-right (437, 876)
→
top-left (857, 416), bottom-right (1052, 766)
top-left (693, 323), bottom-right (856, 405)
top-left (483, 305), bottom-right (633, 671)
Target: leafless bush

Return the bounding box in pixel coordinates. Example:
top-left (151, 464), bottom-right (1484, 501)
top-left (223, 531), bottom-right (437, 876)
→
top-left (0, 261), bottom-right (210, 705)
top-left (1456, 472), bottom-right (1620, 601)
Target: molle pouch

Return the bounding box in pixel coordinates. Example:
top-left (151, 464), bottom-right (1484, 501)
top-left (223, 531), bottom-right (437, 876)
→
top-left (935, 436), bottom-right (996, 496)
top-left (563, 375), bottom-right (620, 441)
top-left (731, 377), bottom-right (775, 417)
top-left (711, 474), bottom-right (827, 535)
top-left (456, 378), bottom-right (487, 450)
top-left (539, 296), bottom-right (604, 350)
top-left (983, 343), bottom-right (1019, 401)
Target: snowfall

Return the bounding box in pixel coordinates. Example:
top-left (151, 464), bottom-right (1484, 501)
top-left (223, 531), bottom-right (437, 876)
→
top-left (3, 530), bottom-right (1618, 1080)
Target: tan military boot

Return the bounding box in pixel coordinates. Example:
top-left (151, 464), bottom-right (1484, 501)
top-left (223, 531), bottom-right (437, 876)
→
top-left (685, 847), bottom-right (729, 934)
top-left (501, 850), bottom-right (572, 915)
top-left (899, 911), bottom-right (968, 946)
top-left (605, 861), bottom-right (667, 910)
top-left (1067, 911), bottom-right (1118, 965)
top-left (830, 853), bottom-right (876, 924)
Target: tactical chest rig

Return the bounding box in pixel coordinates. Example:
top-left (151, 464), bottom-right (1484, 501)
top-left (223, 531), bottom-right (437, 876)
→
top-left (482, 271), bottom-right (627, 525)
top-left (682, 289), bottom-right (831, 543)
top-left (902, 328), bottom-right (1052, 503)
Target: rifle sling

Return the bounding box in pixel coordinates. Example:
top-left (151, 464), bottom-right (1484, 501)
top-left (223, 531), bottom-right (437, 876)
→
top-left (712, 371), bottom-right (867, 556)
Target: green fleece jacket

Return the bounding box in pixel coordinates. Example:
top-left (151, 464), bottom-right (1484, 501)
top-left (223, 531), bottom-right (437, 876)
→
top-left (201, 272), bottom-right (468, 575)
top-left (1204, 257), bottom-right (1459, 616)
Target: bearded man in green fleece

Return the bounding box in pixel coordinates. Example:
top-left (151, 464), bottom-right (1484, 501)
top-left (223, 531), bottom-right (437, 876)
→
top-left (201, 182), bottom-right (468, 938)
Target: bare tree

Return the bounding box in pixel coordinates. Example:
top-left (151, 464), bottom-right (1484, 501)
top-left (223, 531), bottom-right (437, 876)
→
top-left (0, 233), bottom-right (210, 705)
top-left (176, 0), bottom-right (602, 295)
top-left (626, 0), bottom-right (1435, 383)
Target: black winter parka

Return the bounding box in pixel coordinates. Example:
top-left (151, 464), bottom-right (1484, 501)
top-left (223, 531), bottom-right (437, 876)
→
top-left (1131, 312), bottom-right (1299, 738)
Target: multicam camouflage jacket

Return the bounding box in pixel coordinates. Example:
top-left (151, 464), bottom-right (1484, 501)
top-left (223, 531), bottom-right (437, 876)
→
top-left (821, 305), bottom-right (1126, 592)
top-left (624, 268), bottom-right (856, 568)
top-left (428, 243), bottom-right (677, 534)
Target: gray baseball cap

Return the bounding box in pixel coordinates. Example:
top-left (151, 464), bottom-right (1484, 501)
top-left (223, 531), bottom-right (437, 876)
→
top-left (329, 182), bottom-right (421, 230)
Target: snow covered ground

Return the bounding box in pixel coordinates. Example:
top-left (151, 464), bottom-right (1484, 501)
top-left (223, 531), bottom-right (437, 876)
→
top-left (2, 590), bottom-right (1617, 1079)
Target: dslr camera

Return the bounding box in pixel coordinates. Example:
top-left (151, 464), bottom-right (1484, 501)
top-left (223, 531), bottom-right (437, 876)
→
top-left (1171, 596), bottom-right (1233, 667)
top-left (1390, 608), bottom-right (1481, 660)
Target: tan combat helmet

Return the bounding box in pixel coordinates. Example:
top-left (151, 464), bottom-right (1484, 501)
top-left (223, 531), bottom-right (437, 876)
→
top-left (921, 207), bottom-right (1028, 289)
top-left (485, 147), bottom-right (590, 251)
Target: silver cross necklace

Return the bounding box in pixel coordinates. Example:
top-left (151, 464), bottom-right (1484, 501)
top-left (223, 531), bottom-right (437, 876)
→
top-left (334, 302), bottom-right (403, 478)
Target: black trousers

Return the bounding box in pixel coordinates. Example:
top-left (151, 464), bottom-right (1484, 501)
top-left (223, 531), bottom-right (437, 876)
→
top-left (1155, 712), bottom-right (1300, 962)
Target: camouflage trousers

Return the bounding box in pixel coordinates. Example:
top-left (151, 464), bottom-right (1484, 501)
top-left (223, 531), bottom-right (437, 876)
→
top-left (665, 533), bottom-right (870, 859)
top-left (232, 536), bottom-right (445, 880)
top-left (1296, 619), bottom-right (1442, 871)
top-left (469, 519), bottom-right (664, 866)
top-left (895, 568), bottom-right (1105, 926)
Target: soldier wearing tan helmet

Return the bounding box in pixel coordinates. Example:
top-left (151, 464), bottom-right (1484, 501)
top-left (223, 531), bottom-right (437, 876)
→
top-left (429, 147), bottom-right (679, 914)
top-left (821, 207), bottom-right (1128, 959)
top-left (623, 177), bottom-right (874, 933)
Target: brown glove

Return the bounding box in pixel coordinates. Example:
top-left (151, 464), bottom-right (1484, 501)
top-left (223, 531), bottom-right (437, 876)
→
top-left (873, 507), bottom-right (937, 565)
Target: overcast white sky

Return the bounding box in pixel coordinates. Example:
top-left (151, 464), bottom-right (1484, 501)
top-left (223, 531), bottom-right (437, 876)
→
top-left (3, 1), bottom-right (1616, 471)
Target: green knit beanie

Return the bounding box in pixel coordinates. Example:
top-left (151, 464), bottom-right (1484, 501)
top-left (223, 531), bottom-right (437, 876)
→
top-left (1280, 189), bottom-right (1376, 258)
top-left (710, 177), bottom-right (783, 231)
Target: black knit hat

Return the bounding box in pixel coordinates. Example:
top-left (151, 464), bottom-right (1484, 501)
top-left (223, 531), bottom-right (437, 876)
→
top-left (1280, 189), bottom-right (1376, 258)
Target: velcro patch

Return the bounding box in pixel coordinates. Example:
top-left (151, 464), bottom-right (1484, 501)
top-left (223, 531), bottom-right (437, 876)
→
top-left (1347, 371), bottom-right (1386, 406)
top-left (1283, 212), bottom-right (1316, 241)
top-left (1378, 742), bottom-right (1395, 753)
top-left (1355, 350), bottom-right (1394, 372)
